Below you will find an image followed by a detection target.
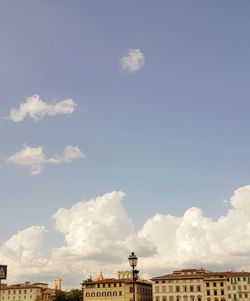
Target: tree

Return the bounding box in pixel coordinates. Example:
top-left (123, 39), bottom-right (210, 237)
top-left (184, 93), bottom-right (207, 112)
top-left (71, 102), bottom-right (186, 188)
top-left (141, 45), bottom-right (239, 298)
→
top-left (54, 290), bottom-right (67, 301)
top-left (67, 289), bottom-right (83, 301)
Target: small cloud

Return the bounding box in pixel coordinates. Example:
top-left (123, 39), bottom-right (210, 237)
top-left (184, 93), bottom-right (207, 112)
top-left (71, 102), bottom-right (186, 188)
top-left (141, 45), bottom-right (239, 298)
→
top-left (8, 95), bottom-right (77, 122)
top-left (7, 145), bottom-right (85, 175)
top-left (7, 146), bottom-right (45, 175)
top-left (120, 49), bottom-right (145, 73)
top-left (47, 145), bottom-right (85, 164)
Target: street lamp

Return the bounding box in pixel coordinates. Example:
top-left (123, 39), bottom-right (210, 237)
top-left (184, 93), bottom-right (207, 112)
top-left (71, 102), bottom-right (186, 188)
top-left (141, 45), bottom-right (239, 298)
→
top-left (128, 252), bottom-right (138, 301)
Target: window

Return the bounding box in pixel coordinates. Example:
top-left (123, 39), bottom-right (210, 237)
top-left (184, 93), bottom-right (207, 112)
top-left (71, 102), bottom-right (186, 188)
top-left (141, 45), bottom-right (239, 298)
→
top-left (169, 286), bottom-right (173, 293)
top-left (113, 292), bottom-right (117, 296)
top-left (102, 292), bottom-right (106, 296)
top-left (119, 283), bottom-right (122, 287)
top-left (183, 286), bottom-right (187, 292)
top-left (220, 282), bottom-right (223, 287)
top-left (214, 290), bottom-right (217, 296)
top-left (97, 292), bottom-right (101, 296)
top-left (119, 291), bottom-right (122, 296)
top-left (108, 283), bottom-right (111, 287)
top-left (155, 287), bottom-right (159, 293)
top-left (206, 283), bottom-right (209, 287)
top-left (114, 283), bottom-right (117, 287)
top-left (162, 286), bottom-right (166, 293)
top-left (213, 283), bottom-right (216, 287)
top-left (190, 286), bottom-right (194, 292)
top-left (107, 292), bottom-right (111, 296)
top-left (197, 286), bottom-right (201, 292)
top-left (197, 296), bottom-right (202, 301)
top-left (155, 297), bottom-right (160, 301)
top-left (176, 286), bottom-right (180, 293)
top-left (91, 293), bottom-right (95, 297)
top-left (176, 296), bottom-right (181, 301)
top-left (245, 293), bottom-right (248, 298)
top-left (169, 297), bottom-right (174, 301)
top-left (228, 294), bottom-right (231, 298)
top-left (221, 290), bottom-right (224, 295)
top-left (207, 290), bottom-right (210, 296)
top-left (162, 297), bottom-right (166, 301)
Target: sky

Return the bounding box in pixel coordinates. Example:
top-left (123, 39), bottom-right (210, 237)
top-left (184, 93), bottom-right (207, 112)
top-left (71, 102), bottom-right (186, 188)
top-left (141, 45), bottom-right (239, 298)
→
top-left (1, 0), bottom-right (250, 289)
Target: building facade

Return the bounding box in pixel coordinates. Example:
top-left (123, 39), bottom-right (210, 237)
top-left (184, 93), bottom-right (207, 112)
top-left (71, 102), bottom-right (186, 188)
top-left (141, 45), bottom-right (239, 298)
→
top-left (152, 269), bottom-right (250, 301)
top-left (0, 280), bottom-right (61, 301)
top-left (82, 271), bottom-right (152, 301)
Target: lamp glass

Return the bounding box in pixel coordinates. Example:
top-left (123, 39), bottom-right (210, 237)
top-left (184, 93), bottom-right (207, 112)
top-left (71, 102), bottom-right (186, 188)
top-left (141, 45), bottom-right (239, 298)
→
top-left (128, 252), bottom-right (138, 267)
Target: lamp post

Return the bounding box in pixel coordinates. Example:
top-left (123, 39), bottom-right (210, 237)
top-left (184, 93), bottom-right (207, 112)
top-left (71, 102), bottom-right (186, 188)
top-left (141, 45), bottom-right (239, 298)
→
top-left (128, 252), bottom-right (138, 301)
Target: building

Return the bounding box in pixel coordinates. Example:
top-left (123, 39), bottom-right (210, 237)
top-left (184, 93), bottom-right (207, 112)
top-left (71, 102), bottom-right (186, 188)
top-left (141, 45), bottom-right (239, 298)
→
top-left (152, 269), bottom-right (250, 301)
top-left (82, 271), bottom-right (152, 301)
top-left (0, 279), bottom-right (62, 301)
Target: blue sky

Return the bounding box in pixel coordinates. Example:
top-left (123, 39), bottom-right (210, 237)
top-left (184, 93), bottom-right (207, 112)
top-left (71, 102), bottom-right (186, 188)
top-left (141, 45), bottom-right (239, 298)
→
top-left (1, 1), bottom-right (250, 287)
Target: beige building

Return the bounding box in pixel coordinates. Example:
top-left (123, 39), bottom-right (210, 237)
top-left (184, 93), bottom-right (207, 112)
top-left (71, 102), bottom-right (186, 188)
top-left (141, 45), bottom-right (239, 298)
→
top-left (0, 279), bottom-right (61, 301)
top-left (152, 269), bottom-right (250, 301)
top-left (82, 271), bottom-right (152, 301)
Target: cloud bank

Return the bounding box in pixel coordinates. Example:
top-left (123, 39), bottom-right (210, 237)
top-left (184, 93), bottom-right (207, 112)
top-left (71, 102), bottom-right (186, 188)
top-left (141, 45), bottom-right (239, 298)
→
top-left (7, 145), bottom-right (85, 175)
top-left (1, 186), bottom-right (250, 287)
top-left (120, 49), bottom-right (145, 73)
top-left (8, 95), bottom-right (76, 122)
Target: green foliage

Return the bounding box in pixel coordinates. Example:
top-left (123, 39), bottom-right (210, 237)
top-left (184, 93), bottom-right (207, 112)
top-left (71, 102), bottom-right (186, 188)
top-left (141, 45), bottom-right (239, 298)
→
top-left (67, 289), bottom-right (83, 301)
top-left (54, 289), bottom-right (82, 301)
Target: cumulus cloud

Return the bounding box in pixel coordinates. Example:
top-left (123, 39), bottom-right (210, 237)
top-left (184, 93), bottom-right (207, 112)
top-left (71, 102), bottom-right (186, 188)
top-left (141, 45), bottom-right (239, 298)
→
top-left (3, 186), bottom-right (250, 287)
top-left (0, 226), bottom-right (48, 283)
top-left (120, 49), bottom-right (145, 73)
top-left (52, 191), bottom-right (156, 262)
top-left (138, 185), bottom-right (250, 273)
top-left (7, 145), bottom-right (85, 175)
top-left (8, 95), bottom-right (76, 122)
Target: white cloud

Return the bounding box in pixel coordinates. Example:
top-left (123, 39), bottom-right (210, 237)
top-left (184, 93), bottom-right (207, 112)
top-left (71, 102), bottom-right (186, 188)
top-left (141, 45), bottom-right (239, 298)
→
top-left (52, 191), bottom-right (155, 262)
top-left (7, 145), bottom-right (85, 175)
top-left (0, 226), bottom-right (48, 283)
top-left (3, 186), bottom-right (250, 287)
top-left (47, 145), bottom-right (85, 164)
top-left (8, 95), bottom-right (76, 122)
top-left (138, 185), bottom-right (250, 273)
top-left (7, 146), bottom-right (45, 175)
top-left (120, 49), bottom-right (145, 73)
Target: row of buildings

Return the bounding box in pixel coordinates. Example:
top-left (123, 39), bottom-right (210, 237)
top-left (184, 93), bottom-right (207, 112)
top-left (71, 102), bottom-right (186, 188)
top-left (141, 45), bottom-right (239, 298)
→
top-left (1, 269), bottom-right (250, 301)
top-left (0, 278), bottom-right (62, 301)
top-left (82, 269), bottom-right (250, 301)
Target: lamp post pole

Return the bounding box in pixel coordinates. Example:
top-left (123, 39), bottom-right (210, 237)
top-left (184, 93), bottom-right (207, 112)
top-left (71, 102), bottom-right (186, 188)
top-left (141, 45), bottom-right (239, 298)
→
top-left (128, 252), bottom-right (138, 301)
